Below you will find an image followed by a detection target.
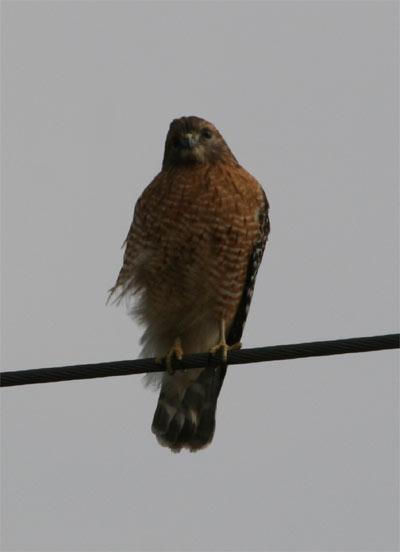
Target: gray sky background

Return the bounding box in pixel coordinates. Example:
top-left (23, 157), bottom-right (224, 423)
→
top-left (1, 1), bottom-right (399, 551)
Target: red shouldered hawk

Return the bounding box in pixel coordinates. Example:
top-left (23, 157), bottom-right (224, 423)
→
top-left (109, 116), bottom-right (270, 452)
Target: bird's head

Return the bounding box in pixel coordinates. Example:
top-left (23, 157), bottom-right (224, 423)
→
top-left (162, 116), bottom-right (239, 168)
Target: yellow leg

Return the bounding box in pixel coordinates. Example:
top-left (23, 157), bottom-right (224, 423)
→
top-left (209, 320), bottom-right (242, 362)
top-left (156, 337), bottom-right (184, 374)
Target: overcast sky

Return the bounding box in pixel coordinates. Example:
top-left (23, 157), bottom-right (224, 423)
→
top-left (1, 1), bottom-right (399, 551)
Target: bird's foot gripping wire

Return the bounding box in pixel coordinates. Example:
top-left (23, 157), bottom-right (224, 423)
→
top-left (209, 320), bottom-right (242, 362)
top-left (156, 337), bottom-right (184, 374)
top-left (210, 340), bottom-right (242, 362)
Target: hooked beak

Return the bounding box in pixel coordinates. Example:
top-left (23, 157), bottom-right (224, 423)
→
top-left (183, 133), bottom-right (197, 149)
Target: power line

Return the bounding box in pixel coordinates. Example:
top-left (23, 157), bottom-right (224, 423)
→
top-left (0, 333), bottom-right (398, 388)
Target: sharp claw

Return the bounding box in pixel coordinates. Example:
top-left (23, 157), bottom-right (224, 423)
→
top-left (156, 338), bottom-right (183, 374)
top-left (210, 340), bottom-right (242, 362)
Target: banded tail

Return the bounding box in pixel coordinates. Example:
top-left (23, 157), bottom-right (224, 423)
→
top-left (151, 364), bottom-right (227, 452)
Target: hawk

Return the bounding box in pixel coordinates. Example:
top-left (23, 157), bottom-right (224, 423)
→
top-left (109, 116), bottom-right (270, 452)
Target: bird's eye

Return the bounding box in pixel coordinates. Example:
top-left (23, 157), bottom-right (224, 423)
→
top-left (172, 136), bottom-right (180, 148)
top-left (202, 129), bottom-right (213, 139)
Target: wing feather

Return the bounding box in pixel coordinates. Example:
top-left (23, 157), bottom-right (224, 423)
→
top-left (227, 189), bottom-right (270, 346)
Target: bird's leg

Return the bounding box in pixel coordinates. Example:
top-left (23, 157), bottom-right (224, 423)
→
top-left (156, 337), bottom-right (184, 375)
top-left (209, 319), bottom-right (242, 362)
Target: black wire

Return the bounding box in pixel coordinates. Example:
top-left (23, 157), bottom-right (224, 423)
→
top-left (0, 333), bottom-right (398, 388)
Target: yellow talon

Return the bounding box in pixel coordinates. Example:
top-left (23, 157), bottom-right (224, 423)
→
top-left (156, 337), bottom-right (184, 374)
top-left (210, 340), bottom-right (242, 362)
top-left (209, 319), bottom-right (242, 362)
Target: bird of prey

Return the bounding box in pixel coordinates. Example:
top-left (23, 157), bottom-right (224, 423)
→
top-left (109, 115), bottom-right (270, 452)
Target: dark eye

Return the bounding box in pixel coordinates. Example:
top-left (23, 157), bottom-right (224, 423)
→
top-left (202, 128), bottom-right (213, 139)
top-left (172, 136), bottom-right (180, 148)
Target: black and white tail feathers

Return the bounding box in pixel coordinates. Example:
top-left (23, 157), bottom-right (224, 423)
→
top-left (151, 364), bottom-right (227, 452)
